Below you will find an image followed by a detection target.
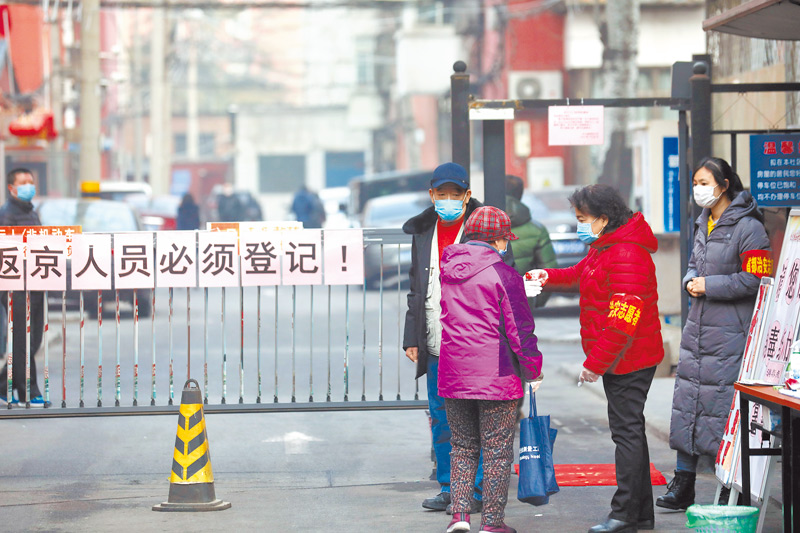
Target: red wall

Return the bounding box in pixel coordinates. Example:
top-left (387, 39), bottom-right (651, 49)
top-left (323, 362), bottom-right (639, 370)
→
top-left (502, 6), bottom-right (570, 187)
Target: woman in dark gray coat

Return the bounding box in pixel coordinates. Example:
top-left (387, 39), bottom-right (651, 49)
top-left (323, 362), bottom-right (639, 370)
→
top-left (657, 157), bottom-right (770, 510)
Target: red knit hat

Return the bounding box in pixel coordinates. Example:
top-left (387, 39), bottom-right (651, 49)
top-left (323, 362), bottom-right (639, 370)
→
top-left (465, 206), bottom-right (518, 242)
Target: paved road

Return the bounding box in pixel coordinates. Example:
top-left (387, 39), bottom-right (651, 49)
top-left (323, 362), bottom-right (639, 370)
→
top-left (1, 296), bottom-right (783, 531)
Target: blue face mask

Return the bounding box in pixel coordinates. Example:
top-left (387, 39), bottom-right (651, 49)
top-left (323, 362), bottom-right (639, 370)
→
top-left (434, 198), bottom-right (465, 222)
top-left (498, 248), bottom-right (507, 257)
top-left (577, 218), bottom-right (601, 244)
top-left (16, 184), bottom-right (36, 202)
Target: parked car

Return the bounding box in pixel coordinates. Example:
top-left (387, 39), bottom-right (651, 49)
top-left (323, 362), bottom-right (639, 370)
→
top-left (521, 187), bottom-right (587, 269)
top-left (36, 198), bottom-right (152, 317)
top-left (126, 194), bottom-right (181, 231)
top-left (361, 192), bottom-right (431, 289)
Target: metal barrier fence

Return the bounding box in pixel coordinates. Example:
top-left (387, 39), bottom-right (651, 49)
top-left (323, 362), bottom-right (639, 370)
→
top-left (0, 227), bottom-right (426, 418)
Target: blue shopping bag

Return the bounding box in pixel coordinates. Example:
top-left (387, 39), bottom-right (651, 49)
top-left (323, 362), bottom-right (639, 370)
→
top-left (517, 389), bottom-right (559, 506)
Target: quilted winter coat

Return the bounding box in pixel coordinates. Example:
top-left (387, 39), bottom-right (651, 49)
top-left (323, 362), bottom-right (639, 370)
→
top-left (670, 191), bottom-right (770, 457)
top-left (437, 242), bottom-right (542, 400)
top-left (544, 212), bottom-right (664, 375)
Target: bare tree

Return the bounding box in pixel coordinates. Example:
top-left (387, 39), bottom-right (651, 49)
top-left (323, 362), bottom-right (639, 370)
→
top-left (596, 0), bottom-right (640, 201)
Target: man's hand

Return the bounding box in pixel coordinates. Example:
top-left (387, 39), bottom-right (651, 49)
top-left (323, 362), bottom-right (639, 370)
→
top-left (578, 368), bottom-right (600, 384)
top-left (405, 347), bottom-right (418, 363)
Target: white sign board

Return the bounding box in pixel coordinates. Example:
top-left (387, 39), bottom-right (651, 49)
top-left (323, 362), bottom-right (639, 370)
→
top-left (323, 229), bottom-right (364, 285)
top-left (548, 105), bottom-right (604, 146)
top-left (281, 230), bottom-right (322, 286)
top-left (240, 231), bottom-right (282, 287)
top-left (26, 235), bottom-right (68, 291)
top-left (114, 233), bottom-right (155, 290)
top-left (0, 236), bottom-right (24, 291)
top-left (156, 231), bottom-right (197, 288)
top-left (71, 234), bottom-right (112, 291)
top-left (198, 231), bottom-right (239, 288)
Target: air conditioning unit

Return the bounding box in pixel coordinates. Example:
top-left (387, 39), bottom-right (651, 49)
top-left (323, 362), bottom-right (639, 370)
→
top-left (507, 71), bottom-right (563, 100)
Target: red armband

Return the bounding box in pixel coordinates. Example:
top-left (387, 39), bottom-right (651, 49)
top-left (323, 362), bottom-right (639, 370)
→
top-left (741, 249), bottom-right (773, 278)
top-left (606, 293), bottom-right (644, 337)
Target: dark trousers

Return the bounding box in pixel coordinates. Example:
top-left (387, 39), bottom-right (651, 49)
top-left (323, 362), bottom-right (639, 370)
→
top-left (602, 365), bottom-right (657, 523)
top-left (0, 291), bottom-right (44, 401)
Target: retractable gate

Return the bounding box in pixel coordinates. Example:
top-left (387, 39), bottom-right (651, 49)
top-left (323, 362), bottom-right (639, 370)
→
top-left (0, 227), bottom-right (426, 418)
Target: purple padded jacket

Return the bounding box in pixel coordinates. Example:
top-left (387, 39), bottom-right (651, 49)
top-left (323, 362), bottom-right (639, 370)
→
top-left (438, 242), bottom-right (542, 401)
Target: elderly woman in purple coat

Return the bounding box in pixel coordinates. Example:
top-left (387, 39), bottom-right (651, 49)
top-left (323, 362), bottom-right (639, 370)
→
top-left (439, 206), bottom-right (543, 533)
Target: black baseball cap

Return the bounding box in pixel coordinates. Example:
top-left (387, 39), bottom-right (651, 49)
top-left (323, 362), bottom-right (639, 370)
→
top-left (430, 162), bottom-right (469, 190)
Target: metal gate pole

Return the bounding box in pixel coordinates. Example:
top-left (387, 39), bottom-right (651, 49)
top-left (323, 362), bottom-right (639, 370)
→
top-left (133, 290), bottom-right (139, 406)
top-left (483, 120), bottom-right (506, 210)
top-left (378, 245), bottom-right (384, 401)
top-left (690, 60), bottom-right (712, 169)
top-left (397, 247), bottom-right (402, 401)
top-left (25, 290), bottom-right (30, 407)
top-left (309, 286), bottom-right (314, 402)
top-left (451, 61), bottom-right (471, 176)
top-left (187, 288), bottom-right (191, 384)
top-left (326, 285), bottom-right (331, 402)
top-left (79, 291), bottom-right (85, 407)
top-left (221, 287), bottom-right (227, 404)
top-left (150, 288), bottom-right (156, 406)
top-left (361, 277), bottom-right (366, 402)
top-left (239, 285), bottom-right (244, 404)
top-left (344, 285), bottom-right (349, 401)
top-left (203, 287), bottom-right (208, 403)
top-left (5, 293), bottom-right (11, 409)
top-left (678, 109), bottom-right (691, 329)
top-left (97, 292), bottom-right (103, 407)
top-left (43, 290), bottom-right (49, 406)
top-left (291, 285), bottom-right (296, 403)
top-left (274, 286), bottom-right (278, 403)
top-left (168, 287), bottom-right (174, 404)
top-left (257, 286), bottom-right (262, 403)
top-left (115, 290), bottom-right (121, 406)
top-left (61, 291), bottom-right (66, 407)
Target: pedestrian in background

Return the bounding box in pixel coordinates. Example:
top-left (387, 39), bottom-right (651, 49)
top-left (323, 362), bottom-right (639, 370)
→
top-left (291, 185), bottom-right (326, 228)
top-left (0, 168), bottom-right (46, 405)
top-left (657, 157), bottom-right (770, 510)
top-left (217, 183), bottom-right (242, 222)
top-left (505, 175), bottom-right (557, 309)
top-left (439, 206), bottom-right (542, 533)
top-left (526, 184), bottom-right (663, 533)
top-left (176, 193), bottom-right (201, 230)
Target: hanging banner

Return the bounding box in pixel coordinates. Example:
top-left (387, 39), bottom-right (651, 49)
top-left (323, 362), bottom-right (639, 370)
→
top-left (0, 236), bottom-right (25, 291)
top-left (547, 105), bottom-right (604, 146)
top-left (156, 231), bottom-right (197, 288)
top-left (25, 235), bottom-right (68, 291)
top-left (71, 234), bottom-right (112, 291)
top-left (281, 230), bottom-right (322, 286)
top-left (323, 229), bottom-right (364, 285)
top-left (114, 233), bottom-right (155, 290)
top-left (240, 231), bottom-right (282, 287)
top-left (198, 231), bottom-right (239, 288)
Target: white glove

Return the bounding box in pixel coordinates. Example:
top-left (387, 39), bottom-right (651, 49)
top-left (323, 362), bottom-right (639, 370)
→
top-left (523, 269), bottom-right (548, 298)
top-left (527, 374), bottom-right (544, 393)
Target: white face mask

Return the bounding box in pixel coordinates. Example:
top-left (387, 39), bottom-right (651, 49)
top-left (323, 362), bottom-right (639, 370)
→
top-left (693, 184), bottom-right (721, 208)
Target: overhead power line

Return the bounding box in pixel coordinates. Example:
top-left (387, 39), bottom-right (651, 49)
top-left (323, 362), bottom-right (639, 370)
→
top-left (8, 0), bottom-right (417, 9)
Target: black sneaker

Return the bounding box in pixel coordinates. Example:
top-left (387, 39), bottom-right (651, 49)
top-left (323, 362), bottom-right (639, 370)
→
top-left (446, 497), bottom-right (483, 515)
top-left (422, 491), bottom-right (451, 511)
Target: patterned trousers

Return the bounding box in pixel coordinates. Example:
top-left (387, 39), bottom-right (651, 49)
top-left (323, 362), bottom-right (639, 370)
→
top-left (445, 398), bottom-right (517, 527)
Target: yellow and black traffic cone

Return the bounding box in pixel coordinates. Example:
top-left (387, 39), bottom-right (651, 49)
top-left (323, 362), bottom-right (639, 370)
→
top-left (153, 379), bottom-right (231, 512)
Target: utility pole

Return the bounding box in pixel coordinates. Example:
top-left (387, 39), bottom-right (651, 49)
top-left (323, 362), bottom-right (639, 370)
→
top-left (149, 5), bottom-right (168, 194)
top-left (48, 8), bottom-right (66, 193)
top-left (132, 10), bottom-right (144, 182)
top-left (187, 42), bottom-right (199, 159)
top-left (79, 0), bottom-right (101, 183)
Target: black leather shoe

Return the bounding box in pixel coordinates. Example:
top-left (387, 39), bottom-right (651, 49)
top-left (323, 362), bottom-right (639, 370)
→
top-left (422, 491), bottom-right (451, 511)
top-left (446, 497), bottom-right (483, 515)
top-left (637, 518), bottom-right (655, 530)
top-left (587, 518), bottom-right (636, 533)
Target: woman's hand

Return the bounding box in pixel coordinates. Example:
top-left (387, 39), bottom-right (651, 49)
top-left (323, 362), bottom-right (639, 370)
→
top-left (524, 269), bottom-right (548, 297)
top-left (578, 368), bottom-right (600, 384)
top-left (687, 277), bottom-right (706, 297)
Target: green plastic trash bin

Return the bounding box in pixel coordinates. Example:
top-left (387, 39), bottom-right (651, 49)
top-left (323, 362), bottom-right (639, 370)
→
top-left (685, 504), bottom-right (759, 533)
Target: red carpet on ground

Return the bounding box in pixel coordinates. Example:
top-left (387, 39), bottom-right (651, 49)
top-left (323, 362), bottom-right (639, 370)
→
top-left (513, 463), bottom-right (667, 486)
